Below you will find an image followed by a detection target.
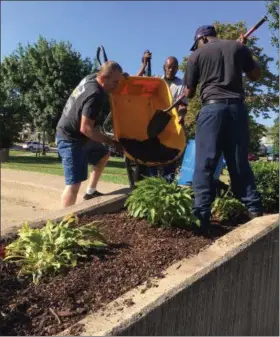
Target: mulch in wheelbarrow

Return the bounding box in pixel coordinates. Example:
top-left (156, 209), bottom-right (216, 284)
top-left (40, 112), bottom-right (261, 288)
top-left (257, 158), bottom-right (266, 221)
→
top-left (0, 211), bottom-right (233, 336)
top-left (119, 137), bottom-right (180, 163)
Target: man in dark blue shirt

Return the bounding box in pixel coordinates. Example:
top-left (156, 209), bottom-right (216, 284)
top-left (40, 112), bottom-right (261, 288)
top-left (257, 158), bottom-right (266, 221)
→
top-left (184, 25), bottom-right (263, 233)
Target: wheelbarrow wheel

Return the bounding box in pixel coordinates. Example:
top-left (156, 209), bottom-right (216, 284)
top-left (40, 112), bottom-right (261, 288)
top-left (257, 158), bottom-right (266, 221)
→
top-left (125, 158), bottom-right (149, 188)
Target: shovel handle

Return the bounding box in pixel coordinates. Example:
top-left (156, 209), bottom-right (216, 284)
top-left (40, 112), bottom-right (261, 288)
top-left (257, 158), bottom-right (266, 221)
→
top-left (243, 16), bottom-right (267, 38)
top-left (162, 94), bottom-right (186, 113)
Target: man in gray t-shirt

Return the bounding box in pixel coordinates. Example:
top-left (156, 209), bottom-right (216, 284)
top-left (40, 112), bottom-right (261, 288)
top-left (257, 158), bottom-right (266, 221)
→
top-left (137, 52), bottom-right (188, 181)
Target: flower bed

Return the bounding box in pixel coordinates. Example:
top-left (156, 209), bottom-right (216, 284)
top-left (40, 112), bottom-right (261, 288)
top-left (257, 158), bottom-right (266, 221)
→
top-left (1, 171), bottom-right (278, 336)
top-left (0, 211), bottom-right (234, 336)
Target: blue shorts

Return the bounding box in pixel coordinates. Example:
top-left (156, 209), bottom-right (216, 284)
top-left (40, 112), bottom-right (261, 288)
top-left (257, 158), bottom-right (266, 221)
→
top-left (57, 136), bottom-right (109, 185)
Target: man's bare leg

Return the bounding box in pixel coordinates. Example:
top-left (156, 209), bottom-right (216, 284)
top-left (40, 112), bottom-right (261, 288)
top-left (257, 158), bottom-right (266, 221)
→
top-left (85, 153), bottom-right (110, 197)
top-left (61, 182), bottom-right (81, 208)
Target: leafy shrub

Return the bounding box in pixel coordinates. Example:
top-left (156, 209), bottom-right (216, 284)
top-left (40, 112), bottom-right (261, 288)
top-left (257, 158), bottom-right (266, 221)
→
top-left (125, 177), bottom-right (195, 228)
top-left (4, 214), bottom-right (107, 283)
top-left (211, 192), bottom-right (247, 223)
top-left (251, 161), bottom-right (279, 213)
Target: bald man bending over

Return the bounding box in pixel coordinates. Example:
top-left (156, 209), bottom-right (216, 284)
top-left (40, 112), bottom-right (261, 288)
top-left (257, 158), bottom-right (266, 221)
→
top-left (56, 61), bottom-right (124, 207)
top-left (137, 52), bottom-right (188, 182)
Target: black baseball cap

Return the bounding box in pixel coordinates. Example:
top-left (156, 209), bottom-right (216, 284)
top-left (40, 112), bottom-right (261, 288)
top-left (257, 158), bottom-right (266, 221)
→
top-left (190, 25), bottom-right (217, 51)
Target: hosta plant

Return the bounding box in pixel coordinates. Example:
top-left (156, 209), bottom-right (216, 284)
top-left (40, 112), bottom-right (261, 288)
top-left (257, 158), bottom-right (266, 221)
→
top-left (4, 214), bottom-right (107, 283)
top-left (125, 177), bottom-right (196, 228)
top-left (211, 190), bottom-right (247, 223)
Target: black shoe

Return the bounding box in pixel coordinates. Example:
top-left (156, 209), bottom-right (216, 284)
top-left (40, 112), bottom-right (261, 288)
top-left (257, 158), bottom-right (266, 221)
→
top-left (192, 211), bottom-right (211, 238)
top-left (83, 191), bottom-right (104, 200)
top-left (192, 224), bottom-right (211, 238)
top-left (248, 211), bottom-right (263, 220)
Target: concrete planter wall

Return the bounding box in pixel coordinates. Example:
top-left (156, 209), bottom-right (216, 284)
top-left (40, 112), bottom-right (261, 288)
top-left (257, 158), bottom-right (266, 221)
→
top-left (2, 197), bottom-right (279, 336)
top-left (0, 148), bottom-right (9, 162)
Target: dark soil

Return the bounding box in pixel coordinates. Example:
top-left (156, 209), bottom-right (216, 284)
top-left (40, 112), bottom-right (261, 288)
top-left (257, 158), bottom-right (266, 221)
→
top-left (0, 211), bottom-right (233, 336)
top-left (119, 137), bottom-right (180, 163)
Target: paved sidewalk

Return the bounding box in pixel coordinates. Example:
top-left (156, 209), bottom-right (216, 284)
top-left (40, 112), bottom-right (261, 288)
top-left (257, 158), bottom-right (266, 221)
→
top-left (1, 169), bottom-right (129, 235)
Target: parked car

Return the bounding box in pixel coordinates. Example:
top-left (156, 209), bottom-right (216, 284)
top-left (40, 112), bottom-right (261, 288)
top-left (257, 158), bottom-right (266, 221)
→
top-left (22, 141), bottom-right (50, 152)
top-left (248, 154), bottom-right (259, 161)
top-left (267, 153), bottom-right (279, 162)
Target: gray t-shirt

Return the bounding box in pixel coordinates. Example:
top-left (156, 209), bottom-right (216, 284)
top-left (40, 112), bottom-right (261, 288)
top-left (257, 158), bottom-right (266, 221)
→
top-left (157, 75), bottom-right (188, 105)
top-left (56, 74), bottom-right (106, 142)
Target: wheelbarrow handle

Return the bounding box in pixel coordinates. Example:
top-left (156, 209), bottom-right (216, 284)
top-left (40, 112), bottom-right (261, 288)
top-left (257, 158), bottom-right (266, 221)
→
top-left (96, 45), bottom-right (108, 66)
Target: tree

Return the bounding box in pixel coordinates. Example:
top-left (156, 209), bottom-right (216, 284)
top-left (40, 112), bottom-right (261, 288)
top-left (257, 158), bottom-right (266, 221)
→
top-left (248, 117), bottom-right (267, 154)
top-left (266, 0), bottom-right (279, 51)
top-left (1, 36), bottom-right (93, 150)
top-left (267, 116), bottom-right (279, 154)
top-left (180, 21), bottom-right (279, 140)
top-left (0, 78), bottom-right (27, 149)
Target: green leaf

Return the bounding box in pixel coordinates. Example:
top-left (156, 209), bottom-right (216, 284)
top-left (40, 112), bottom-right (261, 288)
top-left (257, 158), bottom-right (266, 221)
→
top-left (125, 177), bottom-right (194, 228)
top-left (4, 214), bottom-right (107, 283)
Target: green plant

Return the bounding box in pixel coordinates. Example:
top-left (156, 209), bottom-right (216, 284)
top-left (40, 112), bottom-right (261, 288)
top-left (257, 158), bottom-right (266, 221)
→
top-left (251, 161), bottom-right (279, 213)
top-left (125, 177), bottom-right (196, 228)
top-left (4, 214), bottom-right (107, 283)
top-left (211, 190), bottom-right (247, 222)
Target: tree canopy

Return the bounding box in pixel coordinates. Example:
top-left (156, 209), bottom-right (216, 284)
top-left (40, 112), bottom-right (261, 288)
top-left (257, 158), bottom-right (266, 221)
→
top-left (0, 81), bottom-right (26, 148)
top-left (1, 36), bottom-right (93, 138)
top-left (266, 0), bottom-right (279, 51)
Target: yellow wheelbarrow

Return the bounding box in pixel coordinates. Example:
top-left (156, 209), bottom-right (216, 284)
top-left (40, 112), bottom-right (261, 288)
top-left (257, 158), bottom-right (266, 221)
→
top-left (97, 45), bottom-right (186, 186)
top-left (109, 76), bottom-right (186, 184)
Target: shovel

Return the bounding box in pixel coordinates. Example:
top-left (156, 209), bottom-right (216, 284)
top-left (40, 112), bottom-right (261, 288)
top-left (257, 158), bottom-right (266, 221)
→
top-left (147, 93), bottom-right (186, 139)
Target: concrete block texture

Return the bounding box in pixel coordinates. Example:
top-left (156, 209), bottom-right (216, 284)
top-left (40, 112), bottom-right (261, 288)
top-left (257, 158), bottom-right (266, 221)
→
top-left (116, 226), bottom-right (279, 336)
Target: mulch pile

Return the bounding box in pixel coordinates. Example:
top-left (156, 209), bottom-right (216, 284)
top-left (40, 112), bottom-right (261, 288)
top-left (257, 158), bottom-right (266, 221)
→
top-left (119, 137), bottom-right (180, 163)
top-left (0, 211), bottom-right (232, 336)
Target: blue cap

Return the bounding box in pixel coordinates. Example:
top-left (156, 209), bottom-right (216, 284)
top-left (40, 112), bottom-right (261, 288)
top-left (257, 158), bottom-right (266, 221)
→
top-left (190, 25), bottom-right (217, 51)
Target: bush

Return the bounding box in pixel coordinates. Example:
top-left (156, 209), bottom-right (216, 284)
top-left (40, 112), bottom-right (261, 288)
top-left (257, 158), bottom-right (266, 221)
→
top-left (4, 214), bottom-right (107, 283)
top-left (251, 161), bottom-right (279, 213)
top-left (211, 190), bottom-right (247, 223)
top-left (125, 177), bottom-right (196, 228)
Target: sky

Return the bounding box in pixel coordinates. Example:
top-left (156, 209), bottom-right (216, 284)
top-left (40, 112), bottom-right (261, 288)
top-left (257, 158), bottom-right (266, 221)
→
top-left (1, 0), bottom-right (278, 126)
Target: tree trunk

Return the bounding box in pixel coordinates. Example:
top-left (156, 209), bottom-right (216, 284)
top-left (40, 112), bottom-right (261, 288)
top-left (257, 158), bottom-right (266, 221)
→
top-left (42, 130), bottom-right (46, 155)
top-left (0, 148), bottom-right (10, 162)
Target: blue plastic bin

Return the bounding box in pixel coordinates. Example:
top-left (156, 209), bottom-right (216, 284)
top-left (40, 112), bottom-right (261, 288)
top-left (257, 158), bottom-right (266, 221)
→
top-left (178, 139), bottom-right (226, 186)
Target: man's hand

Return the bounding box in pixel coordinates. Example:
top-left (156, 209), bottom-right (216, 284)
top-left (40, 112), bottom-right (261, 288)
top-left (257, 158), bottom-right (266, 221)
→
top-left (142, 50), bottom-right (152, 65)
top-left (237, 34), bottom-right (248, 45)
top-left (177, 105), bottom-right (187, 125)
top-left (178, 116), bottom-right (184, 125)
top-left (111, 140), bottom-right (123, 155)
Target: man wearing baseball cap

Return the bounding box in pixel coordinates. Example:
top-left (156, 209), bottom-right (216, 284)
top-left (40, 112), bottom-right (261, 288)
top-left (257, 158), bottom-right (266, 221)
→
top-left (183, 25), bottom-right (263, 234)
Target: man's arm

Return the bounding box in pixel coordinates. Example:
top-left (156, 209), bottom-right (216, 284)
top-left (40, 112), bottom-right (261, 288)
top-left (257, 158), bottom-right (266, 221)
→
top-left (80, 95), bottom-right (122, 152)
top-left (136, 50), bottom-right (152, 76)
top-left (80, 115), bottom-right (114, 146)
top-left (176, 85), bottom-right (188, 124)
top-left (183, 57), bottom-right (199, 98)
top-left (240, 44), bottom-right (261, 81)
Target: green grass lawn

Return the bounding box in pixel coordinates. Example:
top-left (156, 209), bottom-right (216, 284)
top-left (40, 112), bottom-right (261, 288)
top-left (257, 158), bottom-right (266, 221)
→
top-left (3, 150), bottom-right (231, 186)
top-left (2, 150), bottom-right (129, 185)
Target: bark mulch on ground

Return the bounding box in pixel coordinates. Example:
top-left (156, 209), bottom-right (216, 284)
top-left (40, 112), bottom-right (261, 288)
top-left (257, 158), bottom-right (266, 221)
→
top-left (0, 211), bottom-right (234, 336)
